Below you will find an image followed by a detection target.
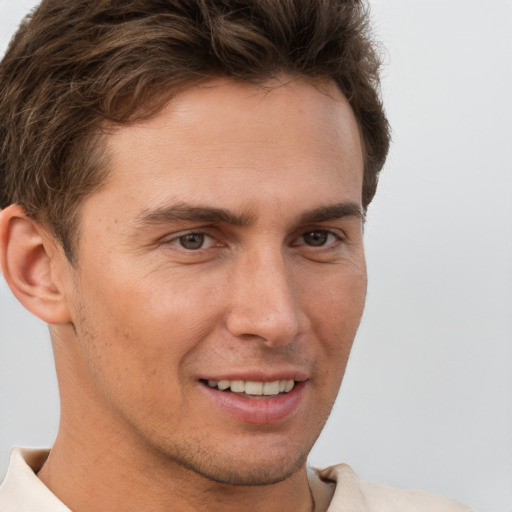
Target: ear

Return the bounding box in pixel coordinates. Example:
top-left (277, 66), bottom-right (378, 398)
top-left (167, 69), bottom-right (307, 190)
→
top-left (0, 204), bottom-right (72, 325)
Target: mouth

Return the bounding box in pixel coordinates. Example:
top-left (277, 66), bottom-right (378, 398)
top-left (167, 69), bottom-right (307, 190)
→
top-left (200, 379), bottom-right (295, 397)
top-left (198, 376), bottom-right (306, 424)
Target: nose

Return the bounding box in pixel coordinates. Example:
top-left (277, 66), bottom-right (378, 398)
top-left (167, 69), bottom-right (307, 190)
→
top-left (225, 249), bottom-right (307, 347)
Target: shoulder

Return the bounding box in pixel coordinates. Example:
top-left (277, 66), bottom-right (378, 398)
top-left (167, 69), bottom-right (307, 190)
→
top-left (314, 464), bottom-right (474, 512)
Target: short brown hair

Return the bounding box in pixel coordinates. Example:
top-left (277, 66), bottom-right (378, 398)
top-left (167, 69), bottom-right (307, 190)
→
top-left (0, 0), bottom-right (390, 261)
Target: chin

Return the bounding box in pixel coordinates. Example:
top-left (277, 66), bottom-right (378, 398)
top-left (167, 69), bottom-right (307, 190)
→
top-left (184, 453), bottom-right (308, 487)
top-left (161, 438), bottom-right (311, 486)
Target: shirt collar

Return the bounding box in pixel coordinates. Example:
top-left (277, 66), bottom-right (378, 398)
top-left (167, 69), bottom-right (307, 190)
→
top-left (0, 447), bottom-right (70, 512)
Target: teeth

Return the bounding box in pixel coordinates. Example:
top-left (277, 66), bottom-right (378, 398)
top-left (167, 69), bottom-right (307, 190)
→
top-left (284, 380), bottom-right (294, 392)
top-left (217, 380), bottom-right (230, 390)
top-left (245, 381), bottom-right (263, 395)
top-left (206, 379), bottom-right (295, 395)
top-left (230, 380), bottom-right (245, 393)
top-left (263, 381), bottom-right (280, 395)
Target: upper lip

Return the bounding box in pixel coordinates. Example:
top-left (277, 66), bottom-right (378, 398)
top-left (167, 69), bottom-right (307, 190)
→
top-left (198, 370), bottom-right (309, 382)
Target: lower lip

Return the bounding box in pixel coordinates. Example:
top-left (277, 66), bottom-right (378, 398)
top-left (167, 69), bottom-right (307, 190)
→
top-left (200, 382), bottom-right (306, 425)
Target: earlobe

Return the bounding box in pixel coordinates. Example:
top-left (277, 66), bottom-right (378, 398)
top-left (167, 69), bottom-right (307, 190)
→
top-left (0, 204), bottom-right (72, 325)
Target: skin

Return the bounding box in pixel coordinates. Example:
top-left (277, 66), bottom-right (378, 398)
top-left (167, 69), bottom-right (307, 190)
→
top-left (0, 76), bottom-right (366, 512)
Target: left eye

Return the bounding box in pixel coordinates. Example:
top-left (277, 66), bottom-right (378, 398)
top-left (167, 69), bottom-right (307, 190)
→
top-left (172, 232), bottom-right (214, 250)
top-left (297, 230), bottom-right (340, 247)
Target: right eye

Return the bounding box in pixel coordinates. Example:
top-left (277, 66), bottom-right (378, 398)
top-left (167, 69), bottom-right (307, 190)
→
top-left (170, 232), bottom-right (215, 251)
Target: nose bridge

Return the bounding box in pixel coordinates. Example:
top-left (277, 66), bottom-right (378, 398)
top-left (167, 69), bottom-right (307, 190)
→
top-left (226, 244), bottom-right (302, 346)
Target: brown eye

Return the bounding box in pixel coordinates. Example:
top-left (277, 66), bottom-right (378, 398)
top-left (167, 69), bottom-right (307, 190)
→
top-left (302, 231), bottom-right (329, 246)
top-left (178, 233), bottom-right (206, 250)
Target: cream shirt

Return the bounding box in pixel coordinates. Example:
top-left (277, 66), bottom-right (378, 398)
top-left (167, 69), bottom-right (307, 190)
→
top-left (0, 448), bottom-right (473, 511)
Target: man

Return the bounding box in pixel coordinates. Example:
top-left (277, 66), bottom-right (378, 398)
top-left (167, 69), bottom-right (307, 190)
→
top-left (0, 1), bottom-right (473, 510)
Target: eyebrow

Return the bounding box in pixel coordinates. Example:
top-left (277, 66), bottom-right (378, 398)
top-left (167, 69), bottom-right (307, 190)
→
top-left (135, 202), bottom-right (253, 227)
top-left (298, 202), bottom-right (365, 225)
top-left (135, 201), bottom-right (364, 228)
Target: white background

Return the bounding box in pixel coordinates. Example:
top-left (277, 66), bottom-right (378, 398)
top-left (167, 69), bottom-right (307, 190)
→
top-left (0, 1), bottom-right (511, 511)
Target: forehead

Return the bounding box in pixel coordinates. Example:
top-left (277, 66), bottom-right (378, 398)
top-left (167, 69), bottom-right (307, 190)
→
top-left (87, 77), bottom-right (363, 223)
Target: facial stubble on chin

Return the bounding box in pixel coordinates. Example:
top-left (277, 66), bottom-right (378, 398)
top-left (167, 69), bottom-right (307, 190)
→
top-left (159, 437), bottom-right (312, 487)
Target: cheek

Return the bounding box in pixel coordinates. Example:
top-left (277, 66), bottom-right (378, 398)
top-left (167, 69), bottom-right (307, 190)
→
top-left (72, 265), bottom-right (225, 379)
top-left (69, 270), bottom-right (231, 428)
top-left (304, 260), bottom-right (367, 331)
top-left (70, 289), bottom-right (192, 427)
top-left (303, 264), bottom-right (366, 381)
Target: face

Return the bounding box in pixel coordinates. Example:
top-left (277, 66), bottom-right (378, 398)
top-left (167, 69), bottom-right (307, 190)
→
top-left (61, 77), bottom-right (366, 485)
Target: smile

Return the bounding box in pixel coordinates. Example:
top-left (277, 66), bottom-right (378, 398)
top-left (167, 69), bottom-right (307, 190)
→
top-left (204, 379), bottom-right (295, 396)
top-left (199, 378), bottom-right (306, 424)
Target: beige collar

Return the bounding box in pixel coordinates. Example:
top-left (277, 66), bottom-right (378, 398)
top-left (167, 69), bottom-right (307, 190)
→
top-left (0, 448), bottom-right (71, 511)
